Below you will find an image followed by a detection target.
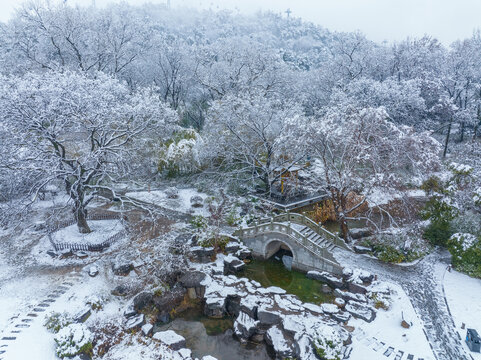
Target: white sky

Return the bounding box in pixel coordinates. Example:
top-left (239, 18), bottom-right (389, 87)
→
top-left (1, 0), bottom-right (480, 45)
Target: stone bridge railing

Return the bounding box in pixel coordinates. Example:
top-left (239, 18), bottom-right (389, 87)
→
top-left (255, 211), bottom-right (351, 251)
top-left (234, 220), bottom-right (344, 275)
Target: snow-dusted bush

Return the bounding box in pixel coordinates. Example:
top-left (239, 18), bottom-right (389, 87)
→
top-left (448, 232), bottom-right (481, 278)
top-left (312, 325), bottom-right (343, 360)
top-left (44, 312), bottom-right (72, 333)
top-left (54, 323), bottom-right (93, 358)
top-left (474, 187), bottom-right (481, 206)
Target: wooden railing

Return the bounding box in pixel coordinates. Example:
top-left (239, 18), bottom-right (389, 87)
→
top-left (254, 211), bottom-right (350, 251)
top-left (234, 220), bottom-right (344, 275)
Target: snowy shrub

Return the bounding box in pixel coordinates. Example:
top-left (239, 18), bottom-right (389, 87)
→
top-left (474, 188), bottom-right (481, 206)
top-left (44, 312), bottom-right (72, 333)
top-left (420, 176), bottom-right (444, 195)
top-left (226, 206), bottom-right (241, 226)
top-left (420, 198), bottom-right (457, 246)
top-left (54, 323), bottom-right (93, 358)
top-left (312, 325), bottom-right (342, 360)
top-left (447, 233), bottom-right (481, 278)
top-left (190, 215), bottom-right (208, 231)
top-left (377, 245), bottom-right (405, 264)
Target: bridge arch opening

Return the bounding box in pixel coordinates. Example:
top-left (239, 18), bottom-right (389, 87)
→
top-left (264, 239), bottom-right (295, 262)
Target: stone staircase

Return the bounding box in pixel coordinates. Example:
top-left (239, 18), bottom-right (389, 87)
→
top-left (298, 225), bottom-right (338, 252)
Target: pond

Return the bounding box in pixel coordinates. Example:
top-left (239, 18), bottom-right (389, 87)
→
top-left (156, 306), bottom-right (273, 360)
top-left (240, 257), bottom-right (334, 304)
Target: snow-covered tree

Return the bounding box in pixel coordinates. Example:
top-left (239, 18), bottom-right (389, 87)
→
top-left (0, 71), bottom-right (176, 233)
top-left (286, 106), bottom-right (441, 241)
top-left (201, 91), bottom-right (306, 195)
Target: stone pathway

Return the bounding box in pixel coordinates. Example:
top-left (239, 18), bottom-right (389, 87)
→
top-left (0, 271), bottom-right (83, 360)
top-left (354, 328), bottom-right (428, 360)
top-left (335, 248), bottom-right (469, 360)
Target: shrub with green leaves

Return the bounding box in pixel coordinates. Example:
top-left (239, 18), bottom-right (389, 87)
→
top-left (311, 326), bottom-right (342, 360)
top-left (44, 312), bottom-right (72, 333)
top-left (377, 245), bottom-right (405, 264)
top-left (420, 198), bottom-right (458, 246)
top-left (447, 233), bottom-right (481, 278)
top-left (190, 215), bottom-right (208, 231)
top-left (226, 206), bottom-right (240, 226)
top-left (54, 323), bottom-right (93, 358)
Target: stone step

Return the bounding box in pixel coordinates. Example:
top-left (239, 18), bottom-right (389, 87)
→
top-left (15, 324), bottom-right (30, 328)
top-left (383, 347), bottom-right (394, 357)
top-left (33, 308), bottom-right (46, 312)
top-left (26, 313), bottom-right (38, 317)
top-left (1, 337), bottom-right (15, 341)
top-left (37, 303), bottom-right (50, 308)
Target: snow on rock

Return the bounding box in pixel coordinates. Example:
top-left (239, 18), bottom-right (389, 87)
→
top-left (265, 324), bottom-right (296, 358)
top-left (234, 311), bottom-right (259, 339)
top-left (345, 301), bottom-right (376, 322)
top-left (320, 303), bottom-right (340, 314)
top-left (153, 330), bottom-right (186, 350)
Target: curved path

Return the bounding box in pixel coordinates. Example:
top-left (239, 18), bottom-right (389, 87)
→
top-left (335, 248), bottom-right (469, 360)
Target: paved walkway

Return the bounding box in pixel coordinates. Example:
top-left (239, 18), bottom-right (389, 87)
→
top-left (335, 248), bottom-right (469, 360)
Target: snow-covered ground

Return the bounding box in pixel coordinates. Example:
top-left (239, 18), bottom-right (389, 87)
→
top-left (51, 220), bottom-right (123, 245)
top-left (349, 282), bottom-right (435, 360)
top-left (444, 269), bottom-right (481, 359)
top-left (126, 188), bottom-right (210, 217)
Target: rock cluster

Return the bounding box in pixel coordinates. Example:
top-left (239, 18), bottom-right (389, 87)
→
top-left (195, 259), bottom-right (353, 360)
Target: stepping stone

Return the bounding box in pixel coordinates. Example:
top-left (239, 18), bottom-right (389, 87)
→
top-left (27, 313), bottom-right (38, 317)
top-left (394, 350), bottom-right (404, 360)
top-left (1, 337), bottom-right (15, 341)
top-left (57, 286), bottom-right (68, 291)
top-left (407, 355), bottom-right (414, 360)
top-left (33, 308), bottom-right (46, 312)
top-left (10, 331), bottom-right (21, 334)
top-left (383, 347), bottom-right (394, 357)
top-left (0, 350), bottom-right (5, 354)
top-left (43, 299), bottom-right (56, 303)
top-left (62, 282), bottom-right (74, 286)
top-left (47, 294), bottom-right (59, 298)
top-left (15, 324), bottom-right (30, 328)
top-left (38, 303), bottom-right (50, 307)
top-left (21, 319), bottom-right (33, 323)
top-left (373, 341), bottom-right (385, 352)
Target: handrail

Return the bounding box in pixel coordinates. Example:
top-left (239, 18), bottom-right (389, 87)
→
top-left (253, 211), bottom-right (351, 251)
top-left (234, 221), bottom-right (344, 274)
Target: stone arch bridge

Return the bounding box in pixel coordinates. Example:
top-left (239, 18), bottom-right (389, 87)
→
top-left (234, 212), bottom-right (351, 276)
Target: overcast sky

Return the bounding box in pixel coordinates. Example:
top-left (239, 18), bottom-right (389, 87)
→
top-left (1, 0), bottom-right (480, 45)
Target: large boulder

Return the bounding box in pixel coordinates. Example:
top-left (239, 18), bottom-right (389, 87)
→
top-left (190, 195), bottom-right (204, 208)
top-left (345, 301), bottom-right (376, 322)
top-left (125, 314), bottom-right (145, 330)
top-left (112, 260), bottom-right (134, 276)
top-left (153, 330), bottom-right (186, 350)
top-left (179, 271), bottom-right (206, 299)
top-left (223, 255), bottom-right (245, 275)
top-left (234, 311), bottom-right (259, 341)
top-left (133, 291), bottom-right (153, 312)
top-left (265, 325), bottom-right (297, 359)
top-left (153, 285), bottom-right (186, 322)
top-left (257, 306), bottom-right (281, 326)
top-left (306, 271), bottom-right (344, 289)
top-left (225, 294), bottom-right (242, 318)
top-left (349, 228), bottom-right (373, 239)
top-left (204, 297), bottom-right (225, 318)
top-left (334, 289), bottom-right (367, 303)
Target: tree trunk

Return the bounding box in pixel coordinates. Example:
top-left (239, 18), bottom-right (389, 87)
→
top-left (443, 119), bottom-right (452, 158)
top-left (74, 203), bottom-right (91, 234)
top-left (338, 215), bottom-right (350, 243)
